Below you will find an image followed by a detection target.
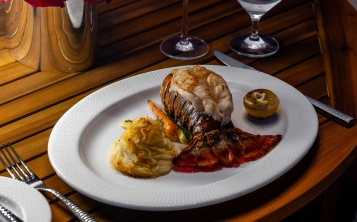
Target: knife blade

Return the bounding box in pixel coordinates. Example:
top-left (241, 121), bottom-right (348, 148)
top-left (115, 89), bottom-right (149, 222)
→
top-left (214, 50), bottom-right (355, 127)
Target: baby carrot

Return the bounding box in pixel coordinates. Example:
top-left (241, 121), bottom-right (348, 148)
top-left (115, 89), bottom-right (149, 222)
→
top-left (148, 100), bottom-right (177, 136)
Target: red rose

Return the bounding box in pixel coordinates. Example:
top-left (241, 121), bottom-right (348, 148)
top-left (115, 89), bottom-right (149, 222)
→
top-left (2, 0), bottom-right (112, 7)
top-left (24, 0), bottom-right (66, 7)
top-left (84, 0), bottom-right (111, 2)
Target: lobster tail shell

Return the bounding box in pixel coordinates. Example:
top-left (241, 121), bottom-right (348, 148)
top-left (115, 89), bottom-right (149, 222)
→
top-left (160, 72), bottom-right (282, 172)
top-left (160, 74), bottom-right (225, 134)
top-left (173, 132), bottom-right (223, 172)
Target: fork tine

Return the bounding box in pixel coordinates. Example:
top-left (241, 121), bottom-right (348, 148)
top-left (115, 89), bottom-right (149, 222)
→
top-left (0, 150), bottom-right (18, 180)
top-left (1, 144), bottom-right (25, 181)
top-left (0, 143), bottom-right (33, 181)
top-left (6, 142), bottom-right (35, 179)
top-left (2, 144), bottom-right (97, 221)
top-left (4, 143), bottom-right (31, 180)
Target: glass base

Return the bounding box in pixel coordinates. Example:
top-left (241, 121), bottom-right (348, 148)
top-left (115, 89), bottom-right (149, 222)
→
top-left (228, 32), bottom-right (279, 58)
top-left (160, 36), bottom-right (209, 60)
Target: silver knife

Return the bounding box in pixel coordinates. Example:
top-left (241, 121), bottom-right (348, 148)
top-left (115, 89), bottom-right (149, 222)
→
top-left (0, 204), bottom-right (23, 222)
top-left (214, 50), bottom-right (355, 127)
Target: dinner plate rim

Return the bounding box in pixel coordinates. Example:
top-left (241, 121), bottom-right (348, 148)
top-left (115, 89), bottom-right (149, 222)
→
top-left (0, 176), bottom-right (52, 221)
top-left (48, 65), bottom-right (318, 211)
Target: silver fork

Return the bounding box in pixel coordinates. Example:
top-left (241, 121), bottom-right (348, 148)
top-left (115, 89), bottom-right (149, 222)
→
top-left (0, 143), bottom-right (98, 222)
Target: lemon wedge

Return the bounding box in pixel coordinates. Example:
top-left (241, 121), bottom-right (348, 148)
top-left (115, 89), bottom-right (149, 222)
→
top-left (243, 89), bottom-right (280, 118)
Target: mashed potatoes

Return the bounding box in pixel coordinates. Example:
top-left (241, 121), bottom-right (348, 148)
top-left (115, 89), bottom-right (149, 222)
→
top-left (109, 116), bottom-right (178, 178)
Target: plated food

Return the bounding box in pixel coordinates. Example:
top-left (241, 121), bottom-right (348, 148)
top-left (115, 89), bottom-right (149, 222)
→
top-left (109, 116), bottom-right (177, 178)
top-left (161, 66), bottom-right (282, 172)
top-left (110, 65), bottom-right (282, 176)
top-left (48, 65), bottom-right (318, 210)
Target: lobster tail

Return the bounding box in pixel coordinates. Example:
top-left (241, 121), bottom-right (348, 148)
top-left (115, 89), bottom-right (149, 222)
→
top-left (173, 132), bottom-right (223, 172)
top-left (160, 74), bottom-right (222, 134)
top-left (160, 68), bottom-right (282, 172)
top-left (210, 128), bottom-right (243, 167)
top-left (234, 128), bottom-right (282, 163)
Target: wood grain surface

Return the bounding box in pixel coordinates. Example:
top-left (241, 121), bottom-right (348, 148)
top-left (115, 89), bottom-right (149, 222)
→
top-left (0, 0), bottom-right (356, 221)
top-left (313, 0), bottom-right (357, 118)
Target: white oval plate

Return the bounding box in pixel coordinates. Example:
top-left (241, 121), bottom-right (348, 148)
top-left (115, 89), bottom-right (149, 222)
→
top-left (48, 65), bottom-right (318, 211)
top-left (0, 176), bottom-right (51, 222)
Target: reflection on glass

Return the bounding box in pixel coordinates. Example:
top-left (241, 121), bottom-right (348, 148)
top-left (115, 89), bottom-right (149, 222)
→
top-left (5, 0), bottom-right (98, 73)
top-left (229, 0), bottom-right (281, 58)
top-left (160, 0), bottom-right (209, 60)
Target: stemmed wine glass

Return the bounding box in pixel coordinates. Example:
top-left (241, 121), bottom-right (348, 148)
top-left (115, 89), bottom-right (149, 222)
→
top-left (229, 0), bottom-right (281, 58)
top-left (160, 0), bottom-right (209, 60)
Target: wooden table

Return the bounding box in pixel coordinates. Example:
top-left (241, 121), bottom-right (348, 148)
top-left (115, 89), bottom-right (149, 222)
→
top-left (1, 0), bottom-right (357, 221)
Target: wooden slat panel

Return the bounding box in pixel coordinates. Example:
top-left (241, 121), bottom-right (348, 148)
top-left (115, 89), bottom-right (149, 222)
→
top-left (50, 192), bottom-right (105, 221)
top-left (0, 67), bottom-right (109, 124)
top-left (0, 91), bottom-right (92, 142)
top-left (0, 66), bottom-right (132, 126)
top-left (42, 175), bottom-right (75, 202)
top-left (0, 71), bottom-right (79, 105)
top-left (0, 36), bottom-right (5, 50)
top-left (0, 62), bottom-right (37, 86)
top-left (1, 130), bottom-right (49, 165)
top-left (278, 55), bottom-right (325, 87)
top-left (0, 4), bottom-right (4, 36)
top-left (49, 203), bottom-right (74, 221)
top-left (252, 37), bottom-right (321, 75)
top-left (99, 0), bottom-right (311, 60)
top-left (0, 49), bottom-right (15, 67)
top-left (133, 26), bottom-right (320, 82)
top-left (97, 0), bottom-right (139, 15)
top-left (313, 0), bottom-right (357, 119)
top-left (99, 0), bottom-right (234, 50)
top-left (98, 0), bottom-right (182, 31)
top-left (298, 75), bottom-right (328, 99)
top-left (215, 3), bottom-right (316, 66)
top-left (0, 41), bottom-right (324, 154)
top-left (0, 155), bottom-right (52, 178)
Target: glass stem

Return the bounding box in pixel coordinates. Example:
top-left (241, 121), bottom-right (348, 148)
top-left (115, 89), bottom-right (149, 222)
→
top-left (180, 0), bottom-right (189, 45)
top-left (250, 18), bottom-right (260, 40)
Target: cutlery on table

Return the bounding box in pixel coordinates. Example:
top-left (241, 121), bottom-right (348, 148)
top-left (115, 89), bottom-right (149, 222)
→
top-left (213, 50), bottom-right (355, 127)
top-left (0, 203), bottom-right (23, 222)
top-left (0, 143), bottom-right (98, 222)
